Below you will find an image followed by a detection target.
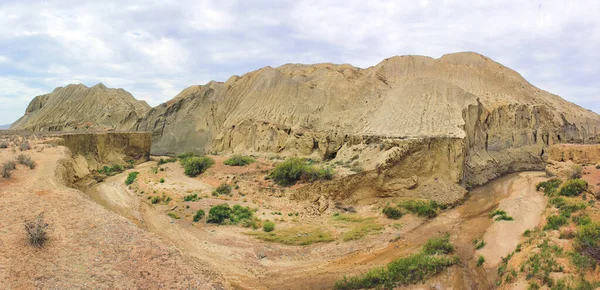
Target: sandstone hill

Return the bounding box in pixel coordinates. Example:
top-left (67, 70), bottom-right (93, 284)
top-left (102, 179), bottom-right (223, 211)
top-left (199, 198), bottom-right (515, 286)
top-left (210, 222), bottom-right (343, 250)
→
top-left (13, 52), bottom-right (600, 203)
top-left (11, 83), bottom-right (149, 131)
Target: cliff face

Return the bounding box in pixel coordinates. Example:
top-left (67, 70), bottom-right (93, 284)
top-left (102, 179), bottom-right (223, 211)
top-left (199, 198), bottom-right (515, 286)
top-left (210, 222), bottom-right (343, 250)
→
top-left (11, 83), bottom-right (150, 132)
top-left (132, 52), bottom-right (600, 191)
top-left (548, 144), bottom-right (600, 165)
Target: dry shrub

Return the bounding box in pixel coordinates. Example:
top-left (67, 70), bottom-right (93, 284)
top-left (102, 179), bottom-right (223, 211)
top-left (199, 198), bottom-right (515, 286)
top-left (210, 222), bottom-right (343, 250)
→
top-left (24, 213), bottom-right (49, 248)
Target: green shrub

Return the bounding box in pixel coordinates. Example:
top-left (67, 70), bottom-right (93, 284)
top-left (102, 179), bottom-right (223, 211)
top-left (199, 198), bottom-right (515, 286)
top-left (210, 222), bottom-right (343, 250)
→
top-left (423, 234), bottom-right (454, 255)
top-left (125, 171), bottom-right (139, 185)
top-left (2, 161), bottom-right (14, 178)
top-left (536, 179), bottom-right (562, 196)
top-left (399, 200), bottom-right (440, 218)
top-left (477, 255), bottom-right (485, 267)
top-left (213, 183), bottom-right (232, 196)
top-left (268, 158), bottom-right (334, 186)
top-left (570, 251), bottom-right (597, 273)
top-left (490, 209), bottom-right (513, 221)
top-left (224, 155), bottom-right (255, 166)
top-left (574, 214), bottom-right (592, 226)
top-left (150, 166), bottom-right (158, 174)
top-left (150, 196), bottom-right (160, 204)
top-left (576, 222), bottom-right (600, 260)
top-left (382, 206), bottom-right (403, 220)
top-left (177, 152), bottom-right (199, 159)
top-left (263, 220), bottom-right (275, 232)
top-left (157, 157), bottom-right (177, 165)
top-left (159, 178), bottom-right (165, 183)
top-left (334, 252), bottom-right (459, 289)
top-left (596, 165), bottom-right (600, 170)
top-left (193, 209), bottom-right (205, 222)
top-left (207, 204), bottom-right (232, 224)
top-left (181, 156), bottom-right (214, 177)
top-left (230, 204), bottom-right (254, 224)
top-left (350, 166), bottom-right (364, 173)
top-left (474, 239), bottom-right (486, 250)
top-left (570, 165), bottom-right (583, 179)
top-left (559, 179), bottom-right (588, 196)
top-left (99, 164), bottom-right (124, 176)
top-left (544, 215), bottom-right (568, 230)
top-left (167, 212), bottom-right (180, 219)
top-left (19, 141), bottom-right (31, 151)
top-left (0, 141), bottom-right (7, 148)
top-left (528, 282), bottom-right (540, 290)
top-left (184, 193), bottom-right (200, 202)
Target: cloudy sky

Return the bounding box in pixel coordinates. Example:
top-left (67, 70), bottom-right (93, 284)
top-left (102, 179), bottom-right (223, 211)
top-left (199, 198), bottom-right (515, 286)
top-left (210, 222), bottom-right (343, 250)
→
top-left (0, 0), bottom-right (598, 125)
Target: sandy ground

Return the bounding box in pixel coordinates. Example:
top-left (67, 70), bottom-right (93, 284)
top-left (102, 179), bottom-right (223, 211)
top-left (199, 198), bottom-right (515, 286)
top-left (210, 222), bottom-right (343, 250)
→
top-left (0, 141), bottom-right (227, 289)
top-left (0, 136), bottom-right (551, 289)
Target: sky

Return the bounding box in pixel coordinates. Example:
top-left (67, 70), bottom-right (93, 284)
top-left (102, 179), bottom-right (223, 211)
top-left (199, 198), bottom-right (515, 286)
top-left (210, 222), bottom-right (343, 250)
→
top-left (0, 0), bottom-right (599, 125)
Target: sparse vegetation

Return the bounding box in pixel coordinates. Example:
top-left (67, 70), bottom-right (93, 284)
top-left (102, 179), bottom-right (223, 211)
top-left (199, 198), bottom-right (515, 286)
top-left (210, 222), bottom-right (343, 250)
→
top-left (167, 212), bottom-right (180, 219)
top-left (334, 236), bottom-right (459, 289)
top-left (477, 255), bottom-right (485, 267)
top-left (543, 215), bottom-right (568, 230)
top-left (16, 154), bottom-right (36, 169)
top-left (558, 179), bottom-right (588, 197)
top-left (157, 157), bottom-right (177, 165)
top-left (24, 213), bottom-right (48, 248)
top-left (98, 164), bottom-right (124, 176)
top-left (0, 141), bottom-right (7, 148)
top-left (213, 183), bottom-right (232, 196)
top-left (569, 165), bottom-right (583, 179)
top-left (382, 206), bottom-right (403, 220)
top-left (150, 196), bottom-right (160, 204)
top-left (193, 209), bottom-right (205, 222)
top-left (224, 155), bottom-right (255, 166)
top-left (19, 141), bottom-right (31, 151)
top-left (474, 239), bottom-right (486, 250)
top-left (125, 171), bottom-right (139, 185)
top-left (177, 152), bottom-right (199, 159)
top-left (399, 200), bottom-right (441, 218)
top-left (183, 193), bottom-right (200, 202)
top-left (342, 221), bottom-right (383, 241)
top-left (207, 204), bottom-right (256, 226)
top-left (248, 226), bottom-right (335, 245)
top-left (575, 222), bottom-right (600, 260)
top-left (423, 234), bottom-right (454, 255)
top-left (181, 156), bottom-right (214, 177)
top-left (268, 157), bottom-right (334, 186)
top-left (263, 220), bottom-right (275, 232)
top-left (2, 160), bottom-right (16, 178)
top-left (536, 179), bottom-right (562, 196)
top-left (490, 209), bottom-right (513, 221)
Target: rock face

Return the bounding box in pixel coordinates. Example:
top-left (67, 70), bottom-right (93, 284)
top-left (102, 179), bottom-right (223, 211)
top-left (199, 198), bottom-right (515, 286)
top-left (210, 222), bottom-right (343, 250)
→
top-left (133, 52), bottom-right (600, 192)
top-left (548, 144), bottom-right (600, 165)
top-left (11, 83), bottom-right (149, 131)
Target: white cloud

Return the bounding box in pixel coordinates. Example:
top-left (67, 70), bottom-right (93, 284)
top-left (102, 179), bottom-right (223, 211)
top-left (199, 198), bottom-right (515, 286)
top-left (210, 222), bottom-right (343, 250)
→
top-left (0, 0), bottom-right (598, 124)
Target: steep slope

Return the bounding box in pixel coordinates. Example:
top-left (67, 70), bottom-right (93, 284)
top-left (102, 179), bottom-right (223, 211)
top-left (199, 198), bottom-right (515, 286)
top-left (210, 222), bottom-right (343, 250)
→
top-left (11, 83), bottom-right (150, 131)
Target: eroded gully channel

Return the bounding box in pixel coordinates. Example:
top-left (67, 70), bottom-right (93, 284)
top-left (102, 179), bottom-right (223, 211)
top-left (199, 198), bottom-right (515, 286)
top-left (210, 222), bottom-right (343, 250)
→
top-left (83, 168), bottom-right (547, 290)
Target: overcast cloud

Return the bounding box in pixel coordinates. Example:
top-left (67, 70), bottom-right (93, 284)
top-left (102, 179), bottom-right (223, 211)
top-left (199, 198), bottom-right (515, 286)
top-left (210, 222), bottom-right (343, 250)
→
top-left (0, 0), bottom-right (598, 124)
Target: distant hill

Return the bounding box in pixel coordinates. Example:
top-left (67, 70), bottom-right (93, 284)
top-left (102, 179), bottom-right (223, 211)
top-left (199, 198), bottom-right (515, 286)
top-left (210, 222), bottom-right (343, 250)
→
top-left (10, 83), bottom-right (149, 131)
top-left (0, 124), bottom-right (11, 130)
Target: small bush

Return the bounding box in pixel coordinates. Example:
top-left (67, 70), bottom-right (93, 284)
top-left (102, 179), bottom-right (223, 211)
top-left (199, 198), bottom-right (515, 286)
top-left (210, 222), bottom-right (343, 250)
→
top-left (17, 154), bottom-right (36, 169)
top-left (477, 255), bottom-right (485, 267)
top-left (596, 165), bottom-right (600, 170)
top-left (167, 212), bottom-right (180, 219)
top-left (159, 178), bottom-right (165, 183)
top-left (19, 141), bottom-right (31, 151)
top-left (559, 179), bottom-right (588, 196)
top-left (98, 164), bottom-right (124, 176)
top-left (570, 165), bottom-right (583, 179)
top-left (263, 220), bottom-right (275, 232)
top-left (207, 204), bottom-right (232, 224)
top-left (576, 222), bottom-right (600, 260)
top-left (474, 239), bottom-right (486, 250)
top-left (574, 214), bottom-right (592, 226)
top-left (544, 215), bottom-right (568, 230)
top-left (2, 161), bottom-right (15, 178)
top-left (382, 206), bottom-right (403, 220)
top-left (193, 209), bottom-right (205, 222)
top-left (24, 213), bottom-right (48, 248)
top-left (184, 193), bottom-right (200, 202)
top-left (150, 196), bottom-right (160, 204)
top-left (570, 251), bottom-right (597, 273)
top-left (423, 234), bottom-right (454, 255)
top-left (150, 166), bottom-right (158, 174)
top-left (350, 166), bottom-right (364, 173)
top-left (269, 158), bottom-right (334, 186)
top-left (125, 171), bottom-right (139, 185)
top-left (536, 179), bottom-right (562, 196)
top-left (224, 155), bottom-right (255, 166)
top-left (213, 183), bottom-right (232, 196)
top-left (181, 156), bottom-right (214, 177)
top-left (157, 157), bottom-right (177, 165)
top-left (0, 141), bottom-right (7, 148)
top-left (490, 209), bottom-right (513, 221)
top-left (400, 200), bottom-right (440, 218)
